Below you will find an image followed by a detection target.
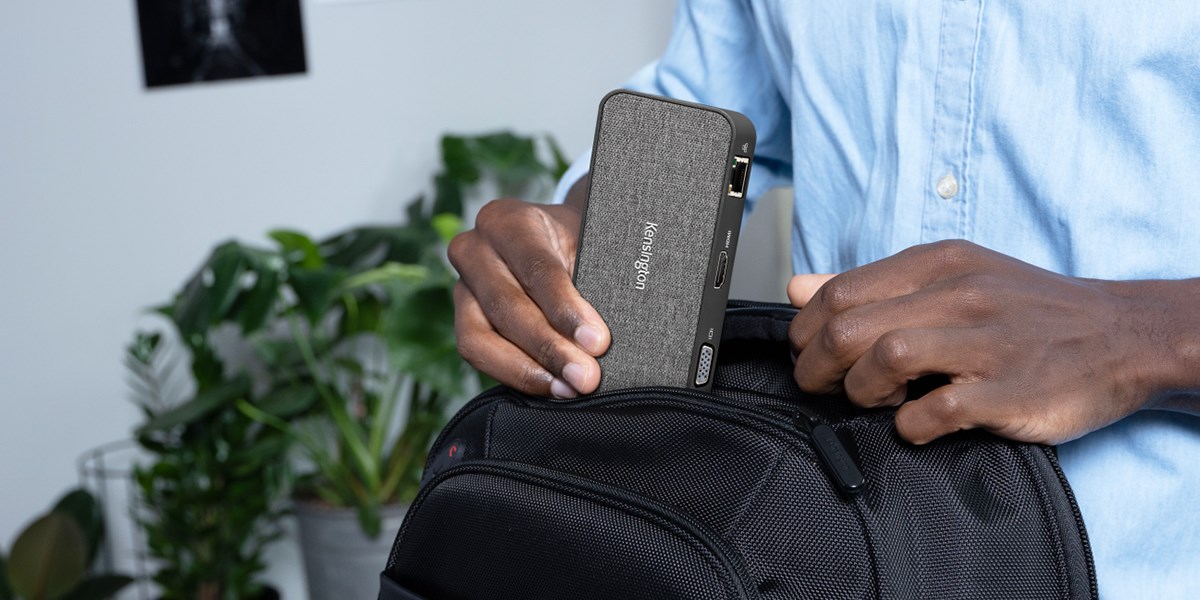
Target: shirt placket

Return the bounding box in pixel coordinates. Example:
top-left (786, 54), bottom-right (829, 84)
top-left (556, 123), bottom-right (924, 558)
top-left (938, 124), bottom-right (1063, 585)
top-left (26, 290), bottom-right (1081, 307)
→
top-left (922, 0), bottom-right (984, 243)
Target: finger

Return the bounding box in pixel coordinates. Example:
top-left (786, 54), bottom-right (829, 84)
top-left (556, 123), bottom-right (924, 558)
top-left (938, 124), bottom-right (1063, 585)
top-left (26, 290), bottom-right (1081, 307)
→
top-left (452, 239), bottom-right (602, 394)
top-left (790, 240), bottom-right (987, 350)
top-left (792, 284), bottom-right (987, 394)
top-left (454, 282), bottom-right (574, 398)
top-left (475, 200), bottom-right (610, 356)
top-left (843, 327), bottom-right (994, 408)
top-left (894, 383), bottom-right (996, 444)
top-left (787, 274), bottom-right (836, 308)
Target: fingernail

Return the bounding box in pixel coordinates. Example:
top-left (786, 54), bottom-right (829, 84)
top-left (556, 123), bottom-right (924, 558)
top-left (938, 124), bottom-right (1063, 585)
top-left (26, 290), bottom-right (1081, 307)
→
top-left (550, 378), bottom-right (577, 400)
top-left (885, 388), bottom-right (907, 406)
top-left (562, 363), bottom-right (588, 392)
top-left (574, 325), bottom-right (604, 354)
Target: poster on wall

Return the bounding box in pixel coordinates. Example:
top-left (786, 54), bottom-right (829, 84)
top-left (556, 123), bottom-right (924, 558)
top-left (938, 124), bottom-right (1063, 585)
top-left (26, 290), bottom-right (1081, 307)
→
top-left (135, 0), bottom-right (307, 88)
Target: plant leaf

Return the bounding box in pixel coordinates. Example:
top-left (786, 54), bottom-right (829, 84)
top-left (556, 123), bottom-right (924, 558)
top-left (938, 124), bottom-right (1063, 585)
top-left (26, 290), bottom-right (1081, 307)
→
top-left (320, 228), bottom-right (384, 269)
top-left (475, 132), bottom-right (543, 190)
top-left (189, 342), bottom-right (226, 388)
top-left (250, 338), bottom-right (304, 370)
top-left (431, 172), bottom-right (463, 218)
top-left (257, 386), bottom-right (318, 419)
top-left (546, 135), bottom-right (571, 181)
top-left (356, 503), bottom-right (382, 539)
top-left (318, 388), bottom-right (381, 495)
top-left (7, 513), bottom-right (87, 600)
top-left (289, 268), bottom-right (346, 324)
top-left (57, 575), bottom-right (134, 600)
top-left (170, 241), bottom-right (249, 341)
top-left (322, 226), bottom-right (434, 269)
top-left (237, 432), bottom-right (292, 468)
top-left (367, 378), bottom-right (406, 471)
top-left (379, 226), bottom-right (438, 264)
top-left (0, 553), bottom-right (13, 600)
top-left (207, 241), bottom-right (249, 320)
top-left (51, 490), bottom-right (104, 567)
top-left (137, 375), bottom-right (251, 434)
top-left (126, 332), bottom-right (161, 366)
top-left (440, 135), bottom-right (481, 184)
top-left (405, 194), bottom-right (427, 226)
top-left (269, 230), bottom-right (324, 270)
top-left (385, 284), bottom-right (466, 399)
top-left (337, 294), bottom-right (384, 338)
top-left (338, 263), bottom-right (428, 293)
top-left (237, 262), bottom-right (282, 334)
top-left (170, 265), bottom-right (214, 343)
top-left (282, 318), bottom-right (383, 495)
top-left (430, 214), bottom-right (462, 245)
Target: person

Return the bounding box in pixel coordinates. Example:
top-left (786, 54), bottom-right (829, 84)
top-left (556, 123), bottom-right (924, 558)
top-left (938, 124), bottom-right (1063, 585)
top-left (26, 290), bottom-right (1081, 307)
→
top-left (447, 1), bottom-right (1200, 595)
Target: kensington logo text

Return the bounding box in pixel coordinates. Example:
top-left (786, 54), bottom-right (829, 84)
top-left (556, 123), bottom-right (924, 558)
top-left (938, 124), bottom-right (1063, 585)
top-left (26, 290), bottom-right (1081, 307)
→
top-left (633, 221), bottom-right (658, 290)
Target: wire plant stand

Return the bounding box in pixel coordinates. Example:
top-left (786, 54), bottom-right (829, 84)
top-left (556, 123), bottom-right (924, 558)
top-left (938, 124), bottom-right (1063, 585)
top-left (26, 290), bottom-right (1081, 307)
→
top-left (77, 440), bottom-right (154, 600)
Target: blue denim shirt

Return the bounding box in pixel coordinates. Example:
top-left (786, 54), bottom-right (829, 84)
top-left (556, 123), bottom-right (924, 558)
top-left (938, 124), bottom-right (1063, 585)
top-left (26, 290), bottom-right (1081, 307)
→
top-left (555, 0), bottom-right (1200, 595)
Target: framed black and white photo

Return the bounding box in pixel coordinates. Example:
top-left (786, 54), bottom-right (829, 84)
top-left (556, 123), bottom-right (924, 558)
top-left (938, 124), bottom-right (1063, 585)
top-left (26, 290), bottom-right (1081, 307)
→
top-left (136, 0), bottom-right (307, 88)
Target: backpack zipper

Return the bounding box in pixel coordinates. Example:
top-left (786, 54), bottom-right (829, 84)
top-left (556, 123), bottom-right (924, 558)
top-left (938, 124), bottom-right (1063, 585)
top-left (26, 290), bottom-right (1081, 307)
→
top-left (427, 302), bottom-right (805, 472)
top-left (1042, 447), bottom-right (1100, 599)
top-left (510, 386), bottom-right (867, 496)
top-left (791, 411), bottom-right (866, 494)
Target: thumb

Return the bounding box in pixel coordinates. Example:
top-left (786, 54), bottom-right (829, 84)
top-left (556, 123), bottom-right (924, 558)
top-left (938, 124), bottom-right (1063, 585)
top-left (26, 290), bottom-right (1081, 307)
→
top-left (787, 273), bottom-right (837, 308)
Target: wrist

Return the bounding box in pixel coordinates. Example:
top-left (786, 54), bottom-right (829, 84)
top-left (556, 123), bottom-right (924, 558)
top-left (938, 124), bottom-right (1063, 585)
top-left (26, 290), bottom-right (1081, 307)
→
top-left (1099, 278), bottom-right (1200, 412)
top-left (564, 174), bottom-right (590, 213)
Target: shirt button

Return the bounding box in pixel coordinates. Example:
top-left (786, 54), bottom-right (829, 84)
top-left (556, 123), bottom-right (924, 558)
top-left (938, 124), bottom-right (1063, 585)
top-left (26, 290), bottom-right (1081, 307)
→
top-left (936, 172), bottom-right (959, 199)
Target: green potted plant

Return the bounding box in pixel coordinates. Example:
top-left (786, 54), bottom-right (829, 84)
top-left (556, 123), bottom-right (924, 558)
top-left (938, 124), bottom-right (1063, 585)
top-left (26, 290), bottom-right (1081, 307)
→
top-left (1, 489), bottom-right (131, 600)
top-left (129, 132), bottom-right (567, 598)
top-left (128, 333), bottom-right (290, 599)
top-left (234, 223), bottom-right (461, 599)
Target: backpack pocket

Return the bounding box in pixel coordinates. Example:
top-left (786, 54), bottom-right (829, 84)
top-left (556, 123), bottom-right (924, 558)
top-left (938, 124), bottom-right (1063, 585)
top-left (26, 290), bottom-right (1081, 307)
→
top-left (383, 460), bottom-right (754, 600)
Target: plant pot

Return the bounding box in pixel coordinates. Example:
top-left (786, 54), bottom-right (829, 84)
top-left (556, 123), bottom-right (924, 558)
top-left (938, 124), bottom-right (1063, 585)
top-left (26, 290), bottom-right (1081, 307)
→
top-left (154, 586), bottom-right (279, 600)
top-left (294, 501), bottom-right (407, 600)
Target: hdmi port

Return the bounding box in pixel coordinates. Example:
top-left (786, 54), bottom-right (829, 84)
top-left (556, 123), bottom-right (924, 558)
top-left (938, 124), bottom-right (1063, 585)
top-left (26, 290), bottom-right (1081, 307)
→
top-left (714, 251), bottom-right (728, 289)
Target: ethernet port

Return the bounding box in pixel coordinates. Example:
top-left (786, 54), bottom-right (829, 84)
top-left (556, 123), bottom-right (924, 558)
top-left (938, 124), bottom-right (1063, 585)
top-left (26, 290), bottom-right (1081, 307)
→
top-left (728, 155), bottom-right (750, 198)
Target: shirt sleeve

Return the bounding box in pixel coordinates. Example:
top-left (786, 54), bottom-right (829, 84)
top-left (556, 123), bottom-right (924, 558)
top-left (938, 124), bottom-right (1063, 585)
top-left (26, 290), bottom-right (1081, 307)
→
top-left (551, 0), bottom-right (793, 212)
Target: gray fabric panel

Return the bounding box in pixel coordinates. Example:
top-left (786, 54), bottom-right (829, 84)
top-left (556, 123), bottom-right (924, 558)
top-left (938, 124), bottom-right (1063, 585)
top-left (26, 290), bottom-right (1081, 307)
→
top-left (575, 92), bottom-right (732, 391)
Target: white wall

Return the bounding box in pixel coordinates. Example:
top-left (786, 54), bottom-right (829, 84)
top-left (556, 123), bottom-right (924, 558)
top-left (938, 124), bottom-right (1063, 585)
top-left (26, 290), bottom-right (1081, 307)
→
top-left (0, 0), bottom-right (677, 595)
top-left (0, 0), bottom-right (794, 596)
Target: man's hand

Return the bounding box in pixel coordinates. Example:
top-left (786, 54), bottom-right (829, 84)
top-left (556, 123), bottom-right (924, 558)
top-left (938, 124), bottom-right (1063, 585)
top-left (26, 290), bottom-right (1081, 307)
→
top-left (787, 240), bottom-right (1200, 445)
top-left (449, 180), bottom-right (609, 399)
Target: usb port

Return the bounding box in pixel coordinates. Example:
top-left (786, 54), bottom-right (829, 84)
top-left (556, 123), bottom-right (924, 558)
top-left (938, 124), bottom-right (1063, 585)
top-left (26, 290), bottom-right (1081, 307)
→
top-left (727, 155), bottom-right (750, 198)
top-left (713, 251), bottom-right (728, 289)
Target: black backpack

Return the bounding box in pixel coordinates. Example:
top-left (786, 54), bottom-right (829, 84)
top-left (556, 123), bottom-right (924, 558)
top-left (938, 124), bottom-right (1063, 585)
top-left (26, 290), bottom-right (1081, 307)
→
top-left (380, 302), bottom-right (1096, 599)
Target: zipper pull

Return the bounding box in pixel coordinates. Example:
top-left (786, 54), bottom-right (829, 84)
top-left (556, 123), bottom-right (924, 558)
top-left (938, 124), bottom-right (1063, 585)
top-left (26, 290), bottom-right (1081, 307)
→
top-left (794, 412), bottom-right (866, 495)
